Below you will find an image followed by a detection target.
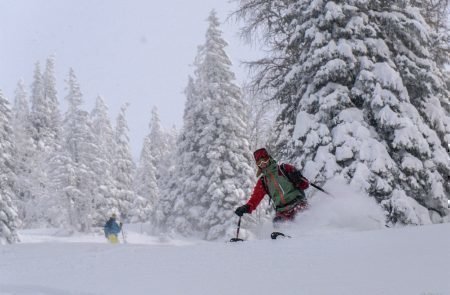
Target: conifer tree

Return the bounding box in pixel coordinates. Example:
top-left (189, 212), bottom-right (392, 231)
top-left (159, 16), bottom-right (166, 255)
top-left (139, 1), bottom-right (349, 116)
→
top-left (134, 135), bottom-right (158, 223)
top-left (134, 109), bottom-right (160, 222)
top-left (156, 77), bottom-right (197, 232)
top-left (90, 96), bottom-right (119, 223)
top-left (236, 0), bottom-right (450, 224)
top-left (52, 68), bottom-right (97, 231)
top-left (29, 63), bottom-right (49, 223)
top-left (0, 90), bottom-right (20, 243)
top-left (112, 104), bottom-right (137, 221)
top-left (43, 56), bottom-right (62, 144)
top-left (166, 11), bottom-right (255, 239)
top-left (11, 80), bottom-right (36, 225)
top-left (30, 62), bottom-right (45, 145)
top-left (30, 57), bottom-right (61, 150)
top-left (147, 107), bottom-right (171, 182)
top-left (28, 57), bottom-right (63, 226)
top-left (162, 125), bottom-right (178, 185)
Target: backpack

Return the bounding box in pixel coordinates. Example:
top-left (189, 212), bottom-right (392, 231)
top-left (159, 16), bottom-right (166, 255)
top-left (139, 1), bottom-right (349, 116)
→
top-left (260, 163), bottom-right (305, 208)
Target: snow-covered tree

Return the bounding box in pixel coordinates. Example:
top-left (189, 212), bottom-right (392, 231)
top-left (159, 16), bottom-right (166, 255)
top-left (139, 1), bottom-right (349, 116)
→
top-left (165, 11), bottom-right (255, 240)
top-left (236, 0), bottom-right (450, 224)
top-left (156, 78), bottom-right (198, 232)
top-left (134, 109), bottom-right (161, 223)
top-left (112, 104), bottom-right (137, 222)
top-left (11, 80), bottom-right (36, 225)
top-left (147, 107), bottom-right (171, 182)
top-left (243, 85), bottom-right (279, 152)
top-left (413, 0), bottom-right (449, 31)
top-left (91, 96), bottom-right (115, 164)
top-left (0, 90), bottom-right (20, 244)
top-left (30, 57), bottom-right (61, 151)
top-left (90, 96), bottom-right (119, 224)
top-left (133, 135), bottom-right (158, 223)
top-left (28, 63), bottom-right (51, 224)
top-left (27, 57), bottom-right (63, 227)
top-left (413, 0), bottom-right (450, 67)
top-left (46, 146), bottom-right (76, 228)
top-left (50, 68), bottom-right (97, 231)
top-left (43, 56), bottom-right (62, 143)
top-left (162, 125), bottom-right (178, 182)
top-left (30, 62), bottom-right (45, 145)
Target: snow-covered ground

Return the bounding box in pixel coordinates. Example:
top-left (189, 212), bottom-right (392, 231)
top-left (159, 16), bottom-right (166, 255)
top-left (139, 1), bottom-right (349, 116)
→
top-left (1, 189), bottom-right (450, 295)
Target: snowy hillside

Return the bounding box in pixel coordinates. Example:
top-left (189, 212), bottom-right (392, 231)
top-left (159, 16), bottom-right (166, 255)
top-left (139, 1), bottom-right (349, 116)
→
top-left (1, 190), bottom-right (449, 295)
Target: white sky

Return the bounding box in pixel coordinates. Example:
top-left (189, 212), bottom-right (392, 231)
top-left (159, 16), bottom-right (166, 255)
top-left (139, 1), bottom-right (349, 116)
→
top-left (0, 0), bottom-right (260, 158)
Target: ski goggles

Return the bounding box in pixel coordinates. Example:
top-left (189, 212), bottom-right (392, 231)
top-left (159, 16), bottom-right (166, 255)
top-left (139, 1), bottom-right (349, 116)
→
top-left (256, 157), bottom-right (270, 167)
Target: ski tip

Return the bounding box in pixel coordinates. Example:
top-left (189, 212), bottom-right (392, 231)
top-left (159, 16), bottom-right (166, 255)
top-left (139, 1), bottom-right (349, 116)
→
top-left (229, 238), bottom-right (244, 242)
top-left (271, 232), bottom-right (291, 239)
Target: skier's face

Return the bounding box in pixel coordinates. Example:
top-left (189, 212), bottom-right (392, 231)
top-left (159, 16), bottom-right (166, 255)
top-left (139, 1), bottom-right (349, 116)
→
top-left (256, 157), bottom-right (270, 169)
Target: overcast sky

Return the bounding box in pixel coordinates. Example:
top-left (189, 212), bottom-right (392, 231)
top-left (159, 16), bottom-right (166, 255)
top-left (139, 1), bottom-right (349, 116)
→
top-left (0, 0), bottom-right (260, 158)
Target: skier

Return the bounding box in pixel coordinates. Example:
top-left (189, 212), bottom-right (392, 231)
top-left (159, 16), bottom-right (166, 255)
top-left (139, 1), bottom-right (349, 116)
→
top-left (104, 213), bottom-right (122, 244)
top-left (235, 148), bottom-right (310, 224)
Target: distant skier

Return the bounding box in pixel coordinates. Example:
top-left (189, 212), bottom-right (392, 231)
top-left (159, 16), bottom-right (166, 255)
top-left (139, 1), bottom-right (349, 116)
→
top-left (235, 148), bottom-right (310, 224)
top-left (104, 213), bottom-right (122, 244)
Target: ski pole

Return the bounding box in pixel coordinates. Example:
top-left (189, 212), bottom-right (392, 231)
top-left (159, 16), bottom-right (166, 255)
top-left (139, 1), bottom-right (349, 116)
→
top-left (230, 216), bottom-right (244, 242)
top-left (309, 181), bottom-right (330, 195)
top-left (299, 175), bottom-right (331, 195)
top-left (120, 222), bottom-right (127, 244)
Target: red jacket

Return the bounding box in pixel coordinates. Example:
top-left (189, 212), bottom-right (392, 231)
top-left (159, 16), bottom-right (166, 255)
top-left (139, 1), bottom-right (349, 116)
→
top-left (246, 164), bottom-right (309, 213)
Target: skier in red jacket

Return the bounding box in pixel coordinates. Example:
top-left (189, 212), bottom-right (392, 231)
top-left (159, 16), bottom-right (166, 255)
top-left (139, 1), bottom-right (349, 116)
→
top-left (235, 148), bottom-right (309, 224)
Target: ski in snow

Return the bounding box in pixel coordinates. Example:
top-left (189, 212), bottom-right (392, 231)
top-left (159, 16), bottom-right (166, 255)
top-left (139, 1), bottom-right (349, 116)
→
top-left (228, 231), bottom-right (292, 242)
top-left (271, 232), bottom-right (292, 239)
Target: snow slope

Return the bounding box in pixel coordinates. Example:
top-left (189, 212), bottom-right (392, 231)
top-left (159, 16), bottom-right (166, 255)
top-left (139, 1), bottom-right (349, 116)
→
top-left (1, 189), bottom-right (450, 295)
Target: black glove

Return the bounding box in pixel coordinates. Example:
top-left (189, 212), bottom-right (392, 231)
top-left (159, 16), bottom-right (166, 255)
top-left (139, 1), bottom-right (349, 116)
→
top-left (234, 204), bottom-right (250, 217)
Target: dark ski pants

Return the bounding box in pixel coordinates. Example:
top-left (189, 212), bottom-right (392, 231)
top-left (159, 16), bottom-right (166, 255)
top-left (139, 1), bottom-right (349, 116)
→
top-left (273, 200), bottom-right (309, 226)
